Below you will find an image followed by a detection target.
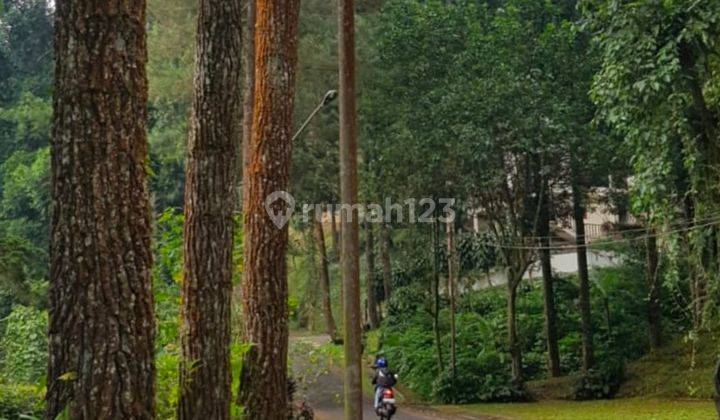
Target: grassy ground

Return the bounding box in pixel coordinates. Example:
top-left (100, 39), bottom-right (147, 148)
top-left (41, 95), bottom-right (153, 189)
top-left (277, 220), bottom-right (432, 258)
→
top-left (437, 399), bottom-right (718, 420)
top-left (521, 330), bottom-right (720, 401)
top-left (435, 330), bottom-right (720, 419)
top-left (618, 331), bottom-right (719, 399)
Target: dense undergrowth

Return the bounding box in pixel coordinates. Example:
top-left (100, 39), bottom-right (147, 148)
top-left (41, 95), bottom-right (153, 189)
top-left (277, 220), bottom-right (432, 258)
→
top-left (366, 259), bottom-right (713, 404)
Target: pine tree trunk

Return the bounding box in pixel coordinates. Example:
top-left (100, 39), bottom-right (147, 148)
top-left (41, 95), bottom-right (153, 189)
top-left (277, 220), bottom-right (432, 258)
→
top-left (314, 219), bottom-right (338, 340)
top-left (539, 182), bottom-right (560, 377)
top-left (238, 0), bottom-right (301, 418)
top-left (365, 219), bottom-right (379, 329)
top-left (572, 179), bottom-right (594, 374)
top-left (338, 0), bottom-right (363, 416)
top-left (234, 0), bottom-right (255, 304)
top-left (241, 0), bottom-right (255, 181)
top-left (646, 231), bottom-right (662, 350)
top-left (178, 1), bottom-right (242, 417)
top-left (47, 1), bottom-right (155, 417)
top-left (234, 0), bottom-right (255, 325)
top-left (380, 222), bottom-right (393, 302)
top-left (303, 229), bottom-right (317, 330)
top-left (507, 270), bottom-right (523, 385)
top-left (330, 205), bottom-right (340, 258)
top-left (331, 204), bottom-right (344, 315)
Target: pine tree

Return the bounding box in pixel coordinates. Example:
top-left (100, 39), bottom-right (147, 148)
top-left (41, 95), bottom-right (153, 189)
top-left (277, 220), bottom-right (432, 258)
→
top-left (47, 1), bottom-right (155, 417)
top-left (238, 0), bottom-right (301, 417)
top-left (178, 0), bottom-right (242, 417)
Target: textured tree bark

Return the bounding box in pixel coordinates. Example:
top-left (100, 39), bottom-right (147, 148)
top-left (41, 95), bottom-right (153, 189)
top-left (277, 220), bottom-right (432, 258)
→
top-left (646, 232), bottom-right (662, 350)
top-left (178, 0), bottom-right (242, 418)
top-left (241, 0), bottom-right (255, 205)
top-left (446, 221), bottom-right (457, 388)
top-left (314, 219), bottom-right (338, 340)
top-left (365, 219), bottom-right (379, 329)
top-left (238, 0), bottom-right (300, 418)
top-left (47, 1), bottom-right (156, 418)
top-left (338, 0), bottom-right (363, 416)
top-left (234, 0), bottom-right (255, 309)
top-left (538, 181), bottom-right (560, 378)
top-left (330, 204), bottom-right (340, 258)
top-left (380, 222), bottom-right (393, 302)
top-left (572, 177), bottom-right (594, 374)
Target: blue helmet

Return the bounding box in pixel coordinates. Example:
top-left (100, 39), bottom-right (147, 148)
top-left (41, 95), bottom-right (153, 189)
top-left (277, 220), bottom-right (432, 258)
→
top-left (376, 357), bottom-right (387, 368)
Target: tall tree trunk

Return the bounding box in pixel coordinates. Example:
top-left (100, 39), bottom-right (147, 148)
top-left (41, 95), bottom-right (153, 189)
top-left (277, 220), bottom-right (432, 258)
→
top-left (234, 0), bottom-right (255, 319)
top-left (338, 0), bottom-right (363, 417)
top-left (330, 204), bottom-right (344, 315)
top-left (572, 177), bottom-right (594, 374)
top-left (47, 1), bottom-right (156, 417)
top-left (431, 218), bottom-right (444, 372)
top-left (507, 271), bottom-right (523, 385)
top-left (238, 0), bottom-right (300, 418)
top-left (330, 204), bottom-right (340, 258)
top-left (314, 219), bottom-right (338, 340)
top-left (380, 222), bottom-right (393, 303)
top-left (302, 228), bottom-right (318, 331)
top-left (446, 221), bottom-right (458, 389)
top-left (646, 231), bottom-right (662, 350)
top-left (539, 181), bottom-right (560, 378)
top-left (241, 0), bottom-right (255, 204)
top-left (178, 1), bottom-right (242, 417)
top-left (365, 219), bottom-right (379, 329)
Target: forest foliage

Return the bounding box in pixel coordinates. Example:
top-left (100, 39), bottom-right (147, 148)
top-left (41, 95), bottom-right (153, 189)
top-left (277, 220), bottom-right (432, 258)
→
top-left (1, 0), bottom-right (720, 417)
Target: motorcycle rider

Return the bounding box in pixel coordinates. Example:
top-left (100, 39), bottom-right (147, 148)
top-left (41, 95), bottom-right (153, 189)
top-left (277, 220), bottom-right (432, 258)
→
top-left (371, 357), bottom-right (397, 413)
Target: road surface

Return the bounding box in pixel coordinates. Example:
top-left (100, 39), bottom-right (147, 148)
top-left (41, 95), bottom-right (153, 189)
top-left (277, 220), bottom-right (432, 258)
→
top-left (290, 335), bottom-right (489, 420)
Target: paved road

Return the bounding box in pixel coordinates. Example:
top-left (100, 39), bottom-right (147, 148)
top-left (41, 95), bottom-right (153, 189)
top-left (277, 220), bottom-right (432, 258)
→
top-left (290, 335), bottom-right (489, 420)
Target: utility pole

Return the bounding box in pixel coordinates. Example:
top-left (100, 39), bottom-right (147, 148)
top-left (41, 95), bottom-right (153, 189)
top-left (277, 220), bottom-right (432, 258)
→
top-left (338, 0), bottom-right (362, 417)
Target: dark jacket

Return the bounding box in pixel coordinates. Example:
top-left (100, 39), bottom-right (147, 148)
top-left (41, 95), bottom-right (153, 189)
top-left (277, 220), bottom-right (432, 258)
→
top-left (372, 367), bottom-right (396, 388)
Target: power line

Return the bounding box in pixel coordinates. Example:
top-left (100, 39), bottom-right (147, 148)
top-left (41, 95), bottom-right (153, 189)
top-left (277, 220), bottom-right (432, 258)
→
top-left (496, 218), bottom-right (720, 251)
top-left (490, 210), bottom-right (720, 242)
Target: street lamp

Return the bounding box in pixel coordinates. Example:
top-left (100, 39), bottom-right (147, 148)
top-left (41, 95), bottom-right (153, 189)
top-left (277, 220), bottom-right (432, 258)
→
top-left (292, 89), bottom-right (338, 141)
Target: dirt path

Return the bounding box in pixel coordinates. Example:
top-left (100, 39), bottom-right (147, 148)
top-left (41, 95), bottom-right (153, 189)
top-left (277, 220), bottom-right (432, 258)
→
top-left (289, 334), bottom-right (491, 420)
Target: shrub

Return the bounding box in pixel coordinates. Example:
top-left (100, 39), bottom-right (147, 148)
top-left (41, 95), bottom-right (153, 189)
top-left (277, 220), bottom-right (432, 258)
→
top-left (457, 286), bottom-right (505, 315)
top-left (0, 305), bottom-right (47, 383)
top-left (558, 332), bottom-right (582, 373)
top-left (385, 285), bottom-right (428, 328)
top-left (432, 360), bottom-right (483, 403)
top-left (0, 383), bottom-right (44, 419)
top-left (156, 348), bottom-right (180, 419)
top-left (156, 342), bottom-right (250, 419)
top-left (432, 350), bottom-right (529, 403)
top-left (572, 358), bottom-right (625, 400)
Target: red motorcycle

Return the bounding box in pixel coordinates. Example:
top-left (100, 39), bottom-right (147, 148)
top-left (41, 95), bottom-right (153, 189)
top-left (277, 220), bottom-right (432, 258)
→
top-left (376, 387), bottom-right (397, 420)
